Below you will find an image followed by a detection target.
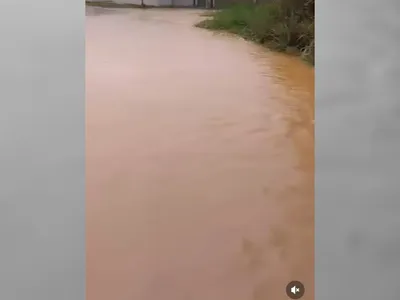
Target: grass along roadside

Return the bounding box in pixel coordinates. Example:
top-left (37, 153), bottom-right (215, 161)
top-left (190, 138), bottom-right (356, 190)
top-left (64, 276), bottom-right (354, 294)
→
top-left (195, 2), bottom-right (314, 65)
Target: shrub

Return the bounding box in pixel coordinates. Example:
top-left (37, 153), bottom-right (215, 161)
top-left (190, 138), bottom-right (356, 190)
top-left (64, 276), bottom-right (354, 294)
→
top-left (196, 0), bottom-right (314, 64)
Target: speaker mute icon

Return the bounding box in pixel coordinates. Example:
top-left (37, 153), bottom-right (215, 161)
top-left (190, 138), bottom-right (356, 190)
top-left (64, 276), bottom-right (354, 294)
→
top-left (291, 286), bottom-right (300, 294)
top-left (286, 281), bottom-right (305, 299)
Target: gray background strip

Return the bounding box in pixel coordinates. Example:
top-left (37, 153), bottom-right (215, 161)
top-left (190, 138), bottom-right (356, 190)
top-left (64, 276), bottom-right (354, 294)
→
top-left (316, 0), bottom-right (400, 299)
top-left (0, 1), bottom-right (85, 299)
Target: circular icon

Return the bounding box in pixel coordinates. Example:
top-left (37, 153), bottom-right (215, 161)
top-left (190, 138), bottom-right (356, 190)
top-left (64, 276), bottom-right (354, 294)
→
top-left (286, 281), bottom-right (305, 299)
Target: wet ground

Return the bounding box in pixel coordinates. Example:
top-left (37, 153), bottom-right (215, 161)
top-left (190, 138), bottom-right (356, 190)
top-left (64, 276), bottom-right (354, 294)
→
top-left (86, 7), bottom-right (314, 300)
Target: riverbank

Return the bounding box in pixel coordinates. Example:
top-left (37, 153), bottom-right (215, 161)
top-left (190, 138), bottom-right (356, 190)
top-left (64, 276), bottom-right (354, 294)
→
top-left (195, 2), bottom-right (314, 65)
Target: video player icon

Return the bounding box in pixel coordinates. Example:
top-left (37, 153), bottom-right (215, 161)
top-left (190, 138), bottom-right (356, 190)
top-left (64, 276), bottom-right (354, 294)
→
top-left (286, 281), bottom-right (305, 299)
top-left (291, 286), bottom-right (300, 294)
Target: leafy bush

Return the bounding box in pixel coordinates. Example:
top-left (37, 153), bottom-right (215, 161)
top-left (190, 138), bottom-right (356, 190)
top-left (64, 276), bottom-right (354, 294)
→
top-left (196, 0), bottom-right (314, 64)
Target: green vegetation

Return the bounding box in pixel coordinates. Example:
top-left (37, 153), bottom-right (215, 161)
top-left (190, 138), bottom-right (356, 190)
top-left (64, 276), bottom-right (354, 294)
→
top-left (196, 0), bottom-right (314, 65)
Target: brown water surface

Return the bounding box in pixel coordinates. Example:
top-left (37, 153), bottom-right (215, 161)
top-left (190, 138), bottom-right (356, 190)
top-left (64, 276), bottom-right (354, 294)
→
top-left (86, 7), bottom-right (314, 300)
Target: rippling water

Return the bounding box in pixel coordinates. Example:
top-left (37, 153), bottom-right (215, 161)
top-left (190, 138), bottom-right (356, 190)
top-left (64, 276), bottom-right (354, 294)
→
top-left (86, 7), bottom-right (314, 300)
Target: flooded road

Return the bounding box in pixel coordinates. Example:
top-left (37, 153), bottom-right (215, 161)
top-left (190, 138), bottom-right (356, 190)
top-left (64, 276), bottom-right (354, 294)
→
top-left (86, 7), bottom-right (314, 300)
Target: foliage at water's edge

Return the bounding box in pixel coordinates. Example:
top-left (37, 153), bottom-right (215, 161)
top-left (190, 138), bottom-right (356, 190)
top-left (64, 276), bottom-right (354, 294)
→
top-left (196, 0), bottom-right (314, 65)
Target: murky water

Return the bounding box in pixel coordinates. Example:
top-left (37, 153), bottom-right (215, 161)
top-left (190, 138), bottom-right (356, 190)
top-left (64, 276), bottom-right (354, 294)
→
top-left (86, 7), bottom-right (314, 300)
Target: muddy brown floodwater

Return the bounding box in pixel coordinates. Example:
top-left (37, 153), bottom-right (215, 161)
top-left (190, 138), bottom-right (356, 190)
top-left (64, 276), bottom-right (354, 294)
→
top-left (86, 7), bottom-right (314, 300)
